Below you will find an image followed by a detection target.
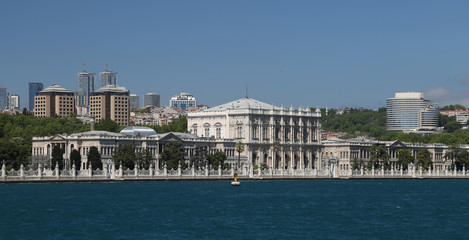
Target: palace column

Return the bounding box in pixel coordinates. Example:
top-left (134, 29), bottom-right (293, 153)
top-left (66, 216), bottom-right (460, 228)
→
top-left (316, 149), bottom-right (322, 170)
top-left (281, 148), bottom-right (285, 170)
top-left (299, 147), bottom-right (304, 169)
top-left (290, 148), bottom-right (294, 169)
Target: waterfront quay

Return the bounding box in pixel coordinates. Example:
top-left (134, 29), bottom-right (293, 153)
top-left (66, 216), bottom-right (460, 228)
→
top-left (2, 163), bottom-right (469, 183)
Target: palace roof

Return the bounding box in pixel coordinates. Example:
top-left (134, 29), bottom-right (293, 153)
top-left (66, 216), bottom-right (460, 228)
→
top-left (204, 97), bottom-right (282, 111)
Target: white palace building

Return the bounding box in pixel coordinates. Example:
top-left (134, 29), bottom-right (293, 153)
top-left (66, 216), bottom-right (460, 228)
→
top-left (187, 97), bottom-right (322, 170)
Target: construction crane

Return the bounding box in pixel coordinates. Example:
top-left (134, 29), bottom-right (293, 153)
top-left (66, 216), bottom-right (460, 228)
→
top-left (82, 62), bottom-right (88, 72)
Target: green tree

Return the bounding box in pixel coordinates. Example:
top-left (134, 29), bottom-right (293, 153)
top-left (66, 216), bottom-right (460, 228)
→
top-left (352, 157), bottom-right (364, 170)
top-left (0, 138), bottom-right (28, 170)
top-left (139, 107), bottom-right (151, 113)
top-left (191, 146), bottom-right (207, 168)
top-left (51, 145), bottom-right (64, 170)
top-left (455, 149), bottom-right (469, 171)
top-left (87, 146), bottom-right (102, 170)
top-left (440, 104), bottom-right (466, 110)
top-left (444, 121), bottom-right (462, 133)
top-left (207, 151), bottom-right (227, 169)
top-left (396, 149), bottom-right (414, 170)
top-left (416, 148), bottom-right (432, 170)
top-left (136, 149), bottom-right (153, 169)
top-left (367, 144), bottom-right (390, 170)
top-left (113, 144), bottom-right (136, 170)
top-left (70, 149), bottom-right (81, 170)
top-left (160, 142), bottom-right (185, 169)
top-left (444, 145), bottom-right (460, 169)
top-left (149, 116), bottom-right (188, 134)
top-left (95, 119), bottom-right (122, 133)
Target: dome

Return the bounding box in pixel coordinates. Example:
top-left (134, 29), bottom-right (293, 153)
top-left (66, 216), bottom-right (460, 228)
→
top-left (120, 126), bottom-right (157, 137)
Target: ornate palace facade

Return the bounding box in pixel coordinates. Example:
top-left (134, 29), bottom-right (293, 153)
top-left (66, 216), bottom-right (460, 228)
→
top-left (31, 127), bottom-right (237, 169)
top-left (187, 97), bottom-right (322, 170)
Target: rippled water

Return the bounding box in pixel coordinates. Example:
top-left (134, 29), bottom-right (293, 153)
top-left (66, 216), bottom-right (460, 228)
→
top-left (1, 180), bottom-right (469, 239)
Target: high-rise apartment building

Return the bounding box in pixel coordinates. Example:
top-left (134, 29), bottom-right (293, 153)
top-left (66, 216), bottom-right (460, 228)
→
top-left (9, 95), bottom-right (20, 110)
top-left (169, 93), bottom-right (196, 110)
top-left (130, 94), bottom-right (140, 109)
top-left (29, 82), bottom-right (44, 111)
top-left (386, 92), bottom-right (439, 132)
top-left (90, 85), bottom-right (129, 126)
top-left (0, 86), bottom-right (8, 110)
top-left (99, 64), bottom-right (117, 88)
top-left (34, 84), bottom-right (75, 118)
top-left (77, 70), bottom-right (95, 106)
top-left (144, 93), bottom-right (160, 107)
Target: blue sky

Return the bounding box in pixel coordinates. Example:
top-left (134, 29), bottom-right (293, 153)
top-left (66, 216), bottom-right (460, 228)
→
top-left (2, 0), bottom-right (469, 109)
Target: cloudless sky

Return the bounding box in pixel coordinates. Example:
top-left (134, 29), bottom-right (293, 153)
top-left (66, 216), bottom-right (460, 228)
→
top-left (2, 0), bottom-right (469, 109)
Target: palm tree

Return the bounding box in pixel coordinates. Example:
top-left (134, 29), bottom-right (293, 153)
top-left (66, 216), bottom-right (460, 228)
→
top-left (235, 141), bottom-right (245, 171)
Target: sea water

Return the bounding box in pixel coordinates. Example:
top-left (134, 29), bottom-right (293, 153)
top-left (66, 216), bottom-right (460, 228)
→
top-left (1, 180), bottom-right (469, 239)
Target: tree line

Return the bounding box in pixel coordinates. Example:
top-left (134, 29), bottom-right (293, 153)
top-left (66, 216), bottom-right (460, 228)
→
top-left (0, 112), bottom-right (188, 170)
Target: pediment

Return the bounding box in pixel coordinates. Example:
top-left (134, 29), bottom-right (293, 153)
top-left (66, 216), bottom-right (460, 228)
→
top-left (159, 133), bottom-right (182, 142)
top-left (49, 135), bottom-right (66, 141)
top-left (389, 140), bottom-right (406, 148)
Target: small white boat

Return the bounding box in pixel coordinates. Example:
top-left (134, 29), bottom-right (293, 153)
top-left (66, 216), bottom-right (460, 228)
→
top-left (231, 181), bottom-right (240, 186)
top-left (231, 172), bottom-right (240, 186)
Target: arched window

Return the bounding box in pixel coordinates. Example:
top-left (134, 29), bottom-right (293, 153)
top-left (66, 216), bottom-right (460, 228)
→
top-left (192, 124), bottom-right (198, 135)
top-left (215, 123), bottom-right (222, 139)
top-left (203, 123), bottom-right (210, 137)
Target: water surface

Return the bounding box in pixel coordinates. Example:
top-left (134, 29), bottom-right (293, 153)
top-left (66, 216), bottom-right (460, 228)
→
top-left (1, 180), bottom-right (469, 239)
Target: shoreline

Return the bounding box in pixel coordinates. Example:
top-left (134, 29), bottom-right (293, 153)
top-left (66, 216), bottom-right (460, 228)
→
top-left (2, 176), bottom-right (469, 184)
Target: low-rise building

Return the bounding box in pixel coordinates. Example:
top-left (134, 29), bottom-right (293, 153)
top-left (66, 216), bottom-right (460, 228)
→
top-left (31, 126), bottom-right (237, 170)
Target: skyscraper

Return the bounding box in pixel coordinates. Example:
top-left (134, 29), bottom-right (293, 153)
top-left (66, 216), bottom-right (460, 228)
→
top-left (170, 93), bottom-right (196, 110)
top-left (29, 82), bottom-right (43, 110)
top-left (144, 93), bottom-right (160, 107)
top-left (130, 94), bottom-right (140, 109)
top-left (0, 86), bottom-right (8, 110)
top-left (77, 66), bottom-right (95, 106)
top-left (386, 92), bottom-right (439, 132)
top-left (9, 95), bottom-right (20, 110)
top-left (99, 63), bottom-right (117, 88)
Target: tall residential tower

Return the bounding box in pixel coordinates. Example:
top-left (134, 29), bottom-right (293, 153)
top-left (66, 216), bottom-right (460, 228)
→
top-left (77, 63), bottom-right (95, 106)
top-left (99, 63), bottom-right (117, 88)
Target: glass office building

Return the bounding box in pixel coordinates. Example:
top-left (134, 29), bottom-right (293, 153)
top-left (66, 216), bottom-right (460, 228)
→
top-left (386, 92), bottom-right (439, 131)
top-left (144, 93), bottom-right (160, 107)
top-left (29, 82), bottom-right (44, 110)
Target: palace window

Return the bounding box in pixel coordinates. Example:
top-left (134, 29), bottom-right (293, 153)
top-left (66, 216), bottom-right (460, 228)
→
top-left (252, 125), bottom-right (258, 139)
top-left (216, 128), bottom-right (221, 139)
top-left (237, 126), bottom-right (243, 139)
